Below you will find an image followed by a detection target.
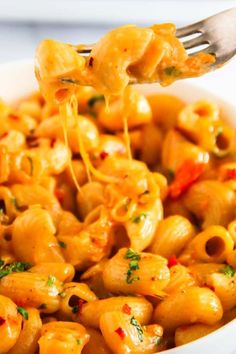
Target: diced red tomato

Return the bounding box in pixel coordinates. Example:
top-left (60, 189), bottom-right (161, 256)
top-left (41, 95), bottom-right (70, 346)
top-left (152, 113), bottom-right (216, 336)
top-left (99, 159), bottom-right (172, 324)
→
top-left (115, 327), bottom-right (126, 340)
top-left (8, 113), bottom-right (19, 121)
top-left (224, 168), bottom-right (236, 180)
top-left (100, 151), bottom-right (109, 160)
top-left (167, 255), bottom-right (178, 268)
top-left (77, 298), bottom-right (86, 313)
top-left (50, 138), bottom-right (57, 148)
top-left (168, 160), bottom-right (205, 199)
top-left (54, 189), bottom-right (64, 203)
top-left (122, 304), bottom-right (131, 315)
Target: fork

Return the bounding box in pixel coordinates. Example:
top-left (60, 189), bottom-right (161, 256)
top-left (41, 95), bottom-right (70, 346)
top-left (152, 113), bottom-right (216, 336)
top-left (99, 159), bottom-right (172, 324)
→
top-left (77, 8), bottom-right (236, 68)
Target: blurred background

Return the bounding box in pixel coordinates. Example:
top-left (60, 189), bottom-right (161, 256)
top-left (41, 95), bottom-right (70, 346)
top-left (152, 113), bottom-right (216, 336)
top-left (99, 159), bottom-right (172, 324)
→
top-left (0, 0), bottom-right (236, 99)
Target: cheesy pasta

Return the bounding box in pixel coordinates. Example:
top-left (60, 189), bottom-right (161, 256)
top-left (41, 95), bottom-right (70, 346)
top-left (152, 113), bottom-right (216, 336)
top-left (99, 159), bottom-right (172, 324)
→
top-left (0, 21), bottom-right (234, 353)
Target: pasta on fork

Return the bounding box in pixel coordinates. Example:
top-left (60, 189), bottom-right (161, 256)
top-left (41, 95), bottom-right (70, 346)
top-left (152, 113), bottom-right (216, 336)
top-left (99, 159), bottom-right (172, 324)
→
top-left (35, 23), bottom-right (215, 102)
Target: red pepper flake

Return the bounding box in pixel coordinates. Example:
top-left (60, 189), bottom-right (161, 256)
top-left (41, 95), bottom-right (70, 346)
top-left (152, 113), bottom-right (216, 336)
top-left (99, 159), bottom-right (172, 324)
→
top-left (26, 136), bottom-right (39, 148)
top-left (88, 57), bottom-right (94, 67)
top-left (77, 298), bottom-right (85, 313)
top-left (0, 132), bottom-right (9, 139)
top-left (206, 284), bottom-right (215, 291)
top-left (54, 189), bottom-right (64, 204)
top-left (8, 113), bottom-right (19, 121)
top-left (115, 327), bottom-right (125, 340)
top-left (71, 297), bottom-right (86, 314)
top-left (225, 168), bottom-right (236, 180)
top-left (100, 151), bottom-right (109, 160)
top-left (122, 303), bottom-right (131, 315)
top-left (0, 317), bottom-right (5, 326)
top-left (50, 138), bottom-right (57, 148)
top-left (15, 300), bottom-right (26, 307)
top-left (167, 255), bottom-right (178, 268)
top-left (168, 160), bottom-right (205, 199)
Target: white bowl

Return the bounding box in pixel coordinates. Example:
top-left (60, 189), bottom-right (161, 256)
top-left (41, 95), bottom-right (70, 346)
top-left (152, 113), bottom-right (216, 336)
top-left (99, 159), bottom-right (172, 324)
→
top-left (0, 60), bottom-right (236, 354)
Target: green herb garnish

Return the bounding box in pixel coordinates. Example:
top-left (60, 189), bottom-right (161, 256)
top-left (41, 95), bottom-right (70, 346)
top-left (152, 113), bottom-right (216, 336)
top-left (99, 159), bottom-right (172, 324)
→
top-left (216, 126), bottom-right (223, 137)
top-left (72, 306), bottom-right (79, 314)
top-left (88, 95), bottom-right (105, 108)
top-left (168, 169), bottom-right (175, 179)
top-left (46, 275), bottom-right (56, 287)
top-left (156, 337), bottom-right (162, 346)
top-left (27, 156), bottom-right (33, 176)
top-left (125, 249), bottom-right (140, 261)
top-left (219, 265), bottom-right (235, 277)
top-left (60, 78), bottom-right (79, 85)
top-left (17, 307), bottom-right (28, 320)
top-left (164, 66), bottom-right (182, 77)
top-left (130, 316), bottom-right (143, 342)
top-left (11, 197), bottom-right (21, 210)
top-left (76, 339), bottom-right (82, 345)
top-left (0, 261), bottom-right (31, 279)
top-left (58, 241), bottom-right (67, 249)
top-left (130, 213), bottom-right (147, 224)
top-left (58, 291), bottom-right (66, 298)
top-left (124, 249), bottom-right (140, 284)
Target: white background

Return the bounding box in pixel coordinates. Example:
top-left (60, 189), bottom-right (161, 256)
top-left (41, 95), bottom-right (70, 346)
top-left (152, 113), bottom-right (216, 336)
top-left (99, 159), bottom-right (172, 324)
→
top-left (0, 0), bottom-right (236, 101)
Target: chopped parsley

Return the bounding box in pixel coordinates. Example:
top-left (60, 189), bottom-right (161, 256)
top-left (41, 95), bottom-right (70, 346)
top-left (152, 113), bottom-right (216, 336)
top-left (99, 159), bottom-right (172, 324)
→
top-left (76, 339), bottom-right (82, 345)
top-left (58, 241), bottom-right (67, 249)
top-left (156, 336), bottom-right (162, 346)
top-left (17, 307), bottom-right (28, 320)
top-left (124, 249), bottom-right (140, 284)
top-left (46, 275), bottom-right (56, 287)
top-left (11, 197), bottom-right (21, 210)
top-left (130, 316), bottom-right (143, 342)
top-left (219, 265), bottom-right (235, 277)
top-left (60, 78), bottom-right (79, 85)
top-left (72, 306), bottom-right (79, 314)
top-left (27, 156), bottom-right (33, 176)
top-left (88, 95), bottom-right (105, 108)
top-left (0, 261), bottom-right (31, 279)
top-left (167, 169), bottom-right (175, 180)
top-left (164, 66), bottom-right (182, 77)
top-left (216, 126), bottom-right (223, 137)
top-left (0, 208), bottom-right (9, 225)
top-left (130, 213), bottom-right (147, 224)
top-left (58, 291), bottom-right (66, 298)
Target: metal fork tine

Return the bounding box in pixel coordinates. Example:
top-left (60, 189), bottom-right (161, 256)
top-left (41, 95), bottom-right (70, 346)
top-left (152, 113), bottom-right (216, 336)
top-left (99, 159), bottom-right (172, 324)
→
top-left (189, 44), bottom-right (216, 57)
top-left (183, 35), bottom-right (209, 50)
top-left (176, 21), bottom-right (203, 38)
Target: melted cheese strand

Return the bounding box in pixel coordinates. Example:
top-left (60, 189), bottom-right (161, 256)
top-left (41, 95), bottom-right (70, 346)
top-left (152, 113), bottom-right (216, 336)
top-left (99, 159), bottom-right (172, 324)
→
top-left (123, 115), bottom-right (132, 160)
top-left (59, 104), bottom-right (82, 194)
top-left (63, 96), bottom-right (120, 185)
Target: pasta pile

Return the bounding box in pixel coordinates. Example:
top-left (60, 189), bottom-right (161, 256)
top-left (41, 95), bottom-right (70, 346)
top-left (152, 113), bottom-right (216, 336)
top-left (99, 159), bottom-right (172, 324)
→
top-left (0, 23), bottom-right (235, 354)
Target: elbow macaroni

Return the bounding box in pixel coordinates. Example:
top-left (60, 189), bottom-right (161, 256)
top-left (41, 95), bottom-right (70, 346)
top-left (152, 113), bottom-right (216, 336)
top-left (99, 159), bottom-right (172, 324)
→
top-left (0, 22), bottom-right (235, 352)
